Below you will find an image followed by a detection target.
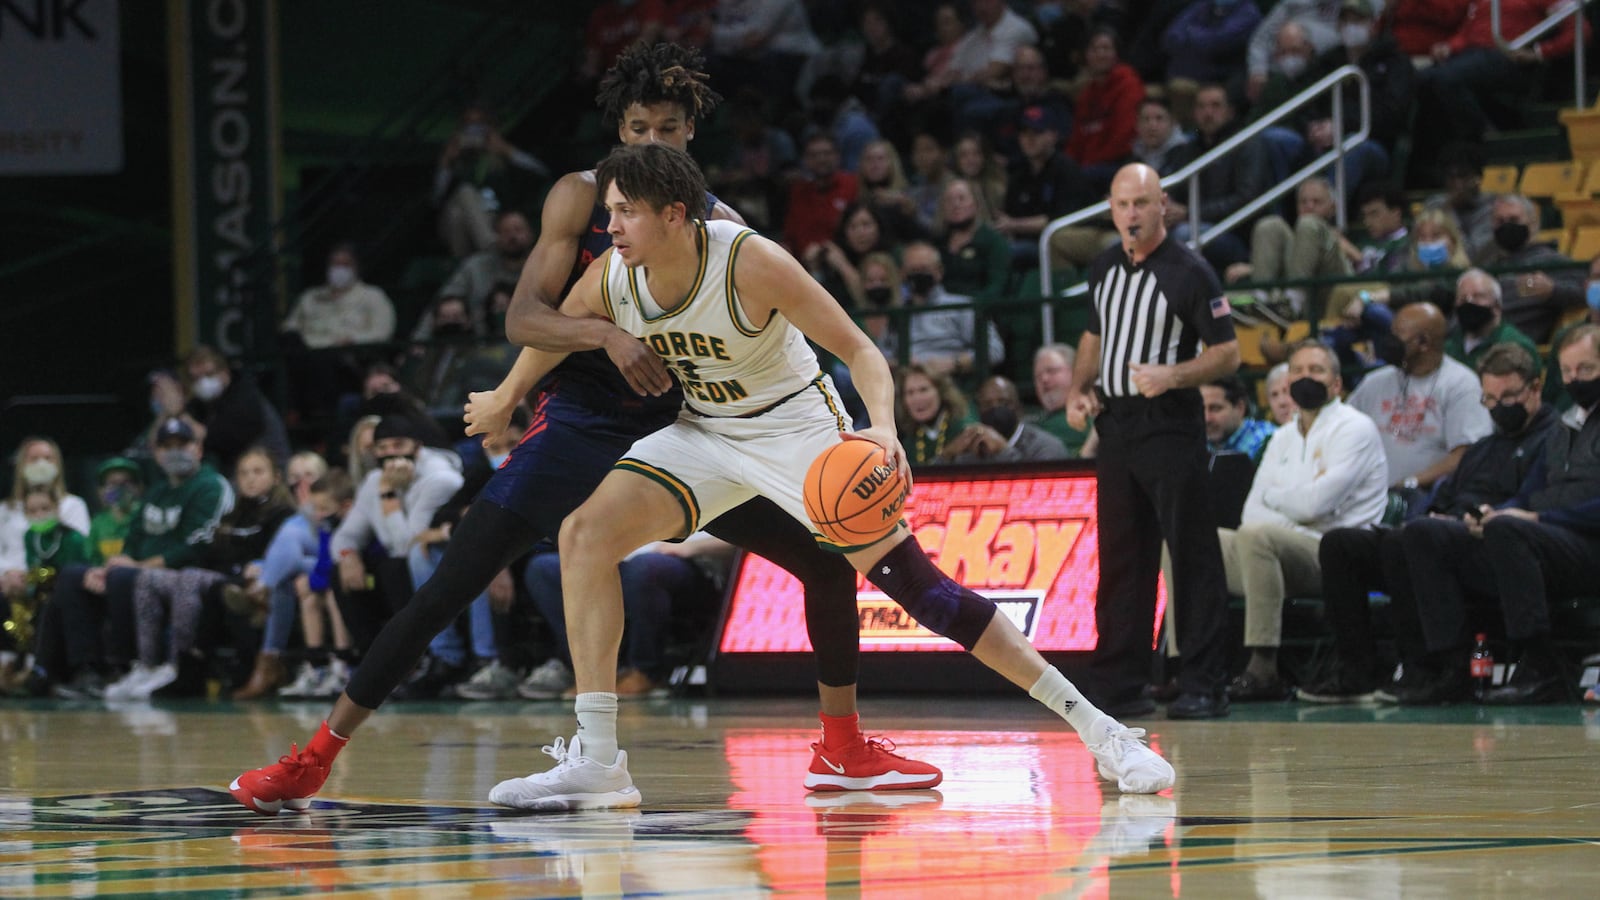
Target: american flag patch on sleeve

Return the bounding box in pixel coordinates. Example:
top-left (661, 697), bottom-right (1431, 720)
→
top-left (1209, 294), bottom-right (1232, 318)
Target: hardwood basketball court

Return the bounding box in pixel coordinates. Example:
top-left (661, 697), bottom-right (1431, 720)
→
top-left (2, 696), bottom-right (1597, 897)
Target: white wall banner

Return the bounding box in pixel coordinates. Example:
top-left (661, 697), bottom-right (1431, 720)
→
top-left (0, 0), bottom-right (123, 174)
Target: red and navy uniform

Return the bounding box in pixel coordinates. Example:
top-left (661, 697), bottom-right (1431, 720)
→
top-left (344, 192), bottom-right (860, 710)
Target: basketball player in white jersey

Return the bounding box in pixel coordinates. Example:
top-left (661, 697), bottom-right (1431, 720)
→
top-left (473, 143), bottom-right (1175, 810)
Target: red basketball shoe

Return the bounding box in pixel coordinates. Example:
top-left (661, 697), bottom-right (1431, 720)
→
top-left (804, 735), bottom-right (943, 791)
top-left (230, 742), bottom-right (331, 815)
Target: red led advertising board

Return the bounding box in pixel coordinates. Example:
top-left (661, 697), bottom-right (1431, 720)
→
top-left (716, 464), bottom-right (1166, 657)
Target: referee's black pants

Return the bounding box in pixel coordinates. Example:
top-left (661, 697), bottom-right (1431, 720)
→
top-left (1090, 393), bottom-right (1229, 704)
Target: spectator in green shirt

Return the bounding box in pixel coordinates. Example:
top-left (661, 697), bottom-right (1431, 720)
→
top-left (1445, 269), bottom-right (1542, 377)
top-left (1032, 343), bottom-right (1092, 457)
top-left (87, 457), bottom-right (144, 564)
top-left (34, 418), bottom-right (233, 698)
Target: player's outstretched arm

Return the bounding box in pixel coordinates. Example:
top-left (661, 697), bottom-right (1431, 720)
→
top-left (733, 235), bottom-right (908, 474)
top-left (503, 170), bottom-right (673, 395)
top-left (466, 252), bottom-right (623, 441)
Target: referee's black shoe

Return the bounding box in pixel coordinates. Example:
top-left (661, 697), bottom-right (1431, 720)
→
top-left (1167, 689), bottom-right (1230, 719)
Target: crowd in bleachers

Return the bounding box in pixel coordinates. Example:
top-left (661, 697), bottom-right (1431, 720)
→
top-left (5, 0), bottom-right (1600, 708)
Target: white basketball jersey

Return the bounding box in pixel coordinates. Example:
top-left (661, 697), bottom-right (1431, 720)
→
top-left (601, 218), bottom-right (822, 417)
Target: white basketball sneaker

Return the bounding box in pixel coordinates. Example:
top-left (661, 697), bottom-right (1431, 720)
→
top-left (1086, 718), bottom-right (1175, 794)
top-left (488, 736), bottom-right (642, 812)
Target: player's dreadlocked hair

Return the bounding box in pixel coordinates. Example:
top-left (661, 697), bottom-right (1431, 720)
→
top-left (595, 42), bottom-right (721, 124)
top-left (596, 144), bottom-right (708, 219)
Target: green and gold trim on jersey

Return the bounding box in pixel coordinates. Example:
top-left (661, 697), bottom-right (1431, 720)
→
top-left (627, 220), bottom-right (710, 323)
top-left (600, 251), bottom-right (616, 321)
top-left (725, 227), bottom-right (765, 338)
top-left (615, 458), bottom-right (700, 536)
top-left (812, 374), bottom-right (848, 430)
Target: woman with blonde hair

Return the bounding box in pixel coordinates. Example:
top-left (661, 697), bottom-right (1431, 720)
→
top-left (895, 364), bottom-right (977, 466)
top-left (951, 131), bottom-right (1007, 224)
top-left (936, 178), bottom-right (1011, 302)
top-left (1, 437), bottom-right (91, 597)
top-left (345, 416), bottom-right (382, 484)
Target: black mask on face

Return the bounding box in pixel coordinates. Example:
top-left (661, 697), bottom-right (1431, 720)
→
top-left (1288, 377), bottom-right (1329, 409)
top-left (1488, 402), bottom-right (1530, 433)
top-left (434, 321), bottom-right (471, 338)
top-left (980, 404), bottom-right (1020, 438)
top-left (864, 286), bottom-right (894, 307)
top-left (907, 272), bottom-right (937, 295)
top-left (1493, 221), bottom-right (1530, 252)
top-left (1456, 302), bottom-right (1495, 333)
top-left (946, 216), bottom-right (976, 231)
top-left (1567, 376), bottom-right (1600, 409)
top-left (1375, 333), bottom-right (1408, 368)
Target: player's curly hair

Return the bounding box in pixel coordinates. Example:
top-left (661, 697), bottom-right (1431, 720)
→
top-left (595, 41), bottom-right (721, 124)
top-left (596, 143), bottom-right (707, 217)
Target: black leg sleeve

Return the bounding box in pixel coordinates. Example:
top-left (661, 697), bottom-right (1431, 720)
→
top-left (706, 497), bottom-right (861, 688)
top-left (343, 501), bottom-right (542, 709)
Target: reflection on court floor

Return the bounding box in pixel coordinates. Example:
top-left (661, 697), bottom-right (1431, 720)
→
top-left (1, 699), bottom-right (1598, 897)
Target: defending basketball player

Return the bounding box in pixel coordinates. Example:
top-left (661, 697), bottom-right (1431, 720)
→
top-left (481, 144), bottom-right (1174, 811)
top-left (229, 44), bottom-right (938, 817)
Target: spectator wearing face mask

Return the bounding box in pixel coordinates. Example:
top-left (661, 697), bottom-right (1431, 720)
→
top-left (1245, 0), bottom-right (1355, 105)
top-left (171, 345), bottom-right (291, 473)
top-left (1347, 302), bottom-right (1493, 513)
top-left (329, 415), bottom-right (463, 658)
top-left (1, 436), bottom-right (91, 592)
top-left (281, 243), bottom-right (399, 421)
top-left (878, 241), bottom-right (1006, 378)
top-left (415, 210), bottom-right (536, 340)
top-left (2, 486), bottom-right (95, 685)
top-left (86, 457), bottom-right (144, 564)
top-left (33, 418), bottom-right (234, 699)
top-left (1444, 269), bottom-right (1541, 375)
top-left (282, 244), bottom-right (397, 350)
top-left (1363, 207), bottom-right (1474, 314)
top-left (948, 375), bottom-right (1069, 463)
top-left (106, 446), bottom-right (295, 700)
top-left (1477, 194), bottom-right (1585, 344)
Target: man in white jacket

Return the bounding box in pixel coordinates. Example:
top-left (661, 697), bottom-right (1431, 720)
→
top-left (1222, 340), bottom-right (1388, 700)
top-left (331, 416), bottom-right (463, 650)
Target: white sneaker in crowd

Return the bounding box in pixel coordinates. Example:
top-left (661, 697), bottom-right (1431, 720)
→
top-left (456, 659), bottom-right (521, 700)
top-left (517, 658), bottom-right (574, 700)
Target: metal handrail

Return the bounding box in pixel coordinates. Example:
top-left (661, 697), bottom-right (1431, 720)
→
top-left (1492, 0), bottom-right (1592, 108)
top-left (1036, 65), bottom-right (1371, 341)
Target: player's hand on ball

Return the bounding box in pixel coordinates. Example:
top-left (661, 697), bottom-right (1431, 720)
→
top-left (842, 427), bottom-right (910, 487)
top-left (604, 332), bottom-right (674, 396)
top-left (464, 389), bottom-right (514, 443)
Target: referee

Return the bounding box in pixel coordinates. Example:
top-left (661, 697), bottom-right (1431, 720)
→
top-left (1068, 163), bottom-right (1240, 719)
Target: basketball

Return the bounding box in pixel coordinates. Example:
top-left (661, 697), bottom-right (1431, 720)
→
top-left (803, 439), bottom-right (909, 546)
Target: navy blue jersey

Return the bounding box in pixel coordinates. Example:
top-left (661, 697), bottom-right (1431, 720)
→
top-left (531, 189), bottom-right (724, 419)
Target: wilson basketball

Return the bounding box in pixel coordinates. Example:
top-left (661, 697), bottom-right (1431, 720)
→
top-left (803, 439), bottom-right (909, 546)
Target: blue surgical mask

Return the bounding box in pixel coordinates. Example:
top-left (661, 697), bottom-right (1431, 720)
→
top-left (1417, 240), bottom-right (1450, 268)
top-left (488, 452), bottom-right (511, 470)
top-left (1587, 281), bottom-right (1600, 311)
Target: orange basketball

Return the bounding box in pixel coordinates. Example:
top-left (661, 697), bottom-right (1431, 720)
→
top-left (803, 439), bottom-right (909, 546)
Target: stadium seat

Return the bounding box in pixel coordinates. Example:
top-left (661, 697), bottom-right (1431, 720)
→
top-left (1481, 165), bottom-right (1519, 195)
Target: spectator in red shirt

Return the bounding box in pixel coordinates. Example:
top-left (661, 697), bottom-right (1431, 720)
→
top-left (581, 1), bottom-right (667, 81)
top-left (1383, 0), bottom-right (1470, 59)
top-left (1066, 27), bottom-right (1145, 189)
top-left (1414, 0), bottom-right (1591, 166)
top-left (783, 133), bottom-right (859, 257)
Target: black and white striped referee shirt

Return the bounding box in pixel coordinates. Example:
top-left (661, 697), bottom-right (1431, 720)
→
top-left (1086, 235), bottom-right (1236, 398)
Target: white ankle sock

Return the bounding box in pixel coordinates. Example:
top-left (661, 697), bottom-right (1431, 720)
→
top-left (573, 692), bottom-right (619, 764)
top-left (1028, 666), bottom-right (1106, 736)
